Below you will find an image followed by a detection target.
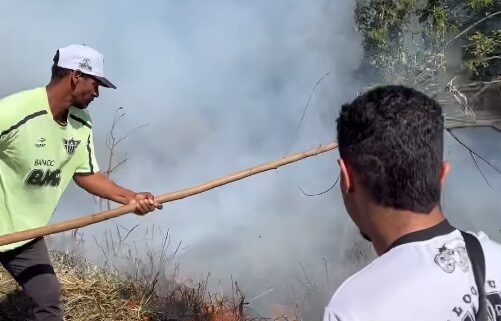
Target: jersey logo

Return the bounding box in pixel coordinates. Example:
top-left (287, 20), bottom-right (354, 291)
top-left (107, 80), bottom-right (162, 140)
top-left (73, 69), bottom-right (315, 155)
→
top-left (26, 169), bottom-right (61, 187)
top-left (35, 137), bottom-right (46, 148)
top-left (434, 238), bottom-right (470, 273)
top-left (63, 138), bottom-right (81, 155)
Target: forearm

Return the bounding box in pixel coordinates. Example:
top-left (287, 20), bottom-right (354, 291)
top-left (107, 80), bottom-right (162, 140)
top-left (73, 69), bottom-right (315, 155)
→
top-left (96, 180), bottom-right (135, 205)
top-left (74, 172), bottom-right (135, 205)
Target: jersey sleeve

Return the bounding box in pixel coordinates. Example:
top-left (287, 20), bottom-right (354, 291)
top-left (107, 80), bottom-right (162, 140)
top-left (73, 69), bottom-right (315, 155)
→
top-left (0, 99), bottom-right (22, 148)
top-left (0, 111), bottom-right (10, 147)
top-left (74, 131), bottom-right (100, 175)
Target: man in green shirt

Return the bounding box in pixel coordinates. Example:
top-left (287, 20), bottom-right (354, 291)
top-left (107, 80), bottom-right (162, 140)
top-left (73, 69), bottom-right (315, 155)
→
top-left (0, 44), bottom-right (163, 321)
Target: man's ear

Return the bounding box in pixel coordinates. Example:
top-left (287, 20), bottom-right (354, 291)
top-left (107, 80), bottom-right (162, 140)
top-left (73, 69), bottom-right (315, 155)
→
top-left (439, 160), bottom-right (450, 187)
top-left (72, 70), bottom-right (82, 80)
top-left (70, 70), bottom-right (82, 90)
top-left (338, 158), bottom-right (353, 194)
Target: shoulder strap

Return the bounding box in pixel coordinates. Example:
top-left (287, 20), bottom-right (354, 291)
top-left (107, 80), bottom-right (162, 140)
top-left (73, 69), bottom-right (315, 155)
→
top-left (460, 230), bottom-right (489, 321)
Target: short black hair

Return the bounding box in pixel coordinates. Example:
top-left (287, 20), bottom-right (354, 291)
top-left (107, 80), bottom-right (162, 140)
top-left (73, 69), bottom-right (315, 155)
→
top-left (337, 85), bottom-right (444, 213)
top-left (51, 49), bottom-right (72, 81)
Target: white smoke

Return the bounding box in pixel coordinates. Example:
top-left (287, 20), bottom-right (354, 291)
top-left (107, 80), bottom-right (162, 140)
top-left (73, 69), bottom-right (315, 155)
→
top-left (0, 1), bottom-right (499, 319)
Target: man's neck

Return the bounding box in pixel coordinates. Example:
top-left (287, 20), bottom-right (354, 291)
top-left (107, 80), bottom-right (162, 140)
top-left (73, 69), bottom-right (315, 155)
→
top-left (46, 83), bottom-right (72, 124)
top-left (368, 205), bottom-right (445, 256)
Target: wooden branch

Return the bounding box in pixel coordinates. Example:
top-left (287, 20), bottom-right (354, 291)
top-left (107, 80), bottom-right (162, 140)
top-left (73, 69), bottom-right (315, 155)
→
top-left (456, 79), bottom-right (501, 89)
top-left (445, 11), bottom-right (501, 49)
top-left (465, 56), bottom-right (501, 64)
top-left (0, 141), bottom-right (338, 246)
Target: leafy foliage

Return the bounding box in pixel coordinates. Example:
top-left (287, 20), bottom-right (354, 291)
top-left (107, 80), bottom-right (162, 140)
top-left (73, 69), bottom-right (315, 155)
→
top-left (467, 0), bottom-right (494, 11)
top-left (354, 0), bottom-right (500, 85)
top-left (464, 30), bottom-right (501, 79)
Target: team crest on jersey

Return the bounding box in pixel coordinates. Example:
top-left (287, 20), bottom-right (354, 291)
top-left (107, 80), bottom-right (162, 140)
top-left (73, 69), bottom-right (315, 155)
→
top-left (434, 238), bottom-right (470, 274)
top-left (63, 138), bottom-right (81, 155)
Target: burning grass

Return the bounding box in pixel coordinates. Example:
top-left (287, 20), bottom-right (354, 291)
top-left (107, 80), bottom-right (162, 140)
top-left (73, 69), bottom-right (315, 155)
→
top-left (0, 250), bottom-right (249, 321)
top-left (0, 223), bottom-right (361, 321)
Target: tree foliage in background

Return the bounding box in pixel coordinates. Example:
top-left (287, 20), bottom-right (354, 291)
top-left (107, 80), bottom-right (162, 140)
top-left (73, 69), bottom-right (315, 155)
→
top-left (354, 0), bottom-right (501, 86)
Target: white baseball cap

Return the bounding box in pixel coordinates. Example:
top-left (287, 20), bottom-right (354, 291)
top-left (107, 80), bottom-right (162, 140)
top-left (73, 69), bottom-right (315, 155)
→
top-left (54, 44), bottom-right (116, 89)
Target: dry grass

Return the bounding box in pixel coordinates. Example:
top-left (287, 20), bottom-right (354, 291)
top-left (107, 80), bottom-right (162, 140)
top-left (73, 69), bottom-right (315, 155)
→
top-left (0, 250), bottom-right (249, 321)
top-left (0, 251), bottom-right (155, 321)
top-left (0, 223), bottom-right (252, 321)
top-left (54, 252), bottom-right (157, 321)
top-left (0, 223), bottom-right (364, 321)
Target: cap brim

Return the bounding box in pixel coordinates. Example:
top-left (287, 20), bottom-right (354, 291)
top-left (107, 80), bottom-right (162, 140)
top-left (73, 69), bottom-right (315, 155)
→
top-left (94, 76), bottom-right (117, 89)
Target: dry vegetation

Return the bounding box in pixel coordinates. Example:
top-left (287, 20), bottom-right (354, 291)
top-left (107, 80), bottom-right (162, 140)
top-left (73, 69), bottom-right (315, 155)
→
top-left (0, 105), bottom-right (341, 320)
top-left (0, 224), bottom-right (316, 321)
top-left (0, 247), bottom-right (251, 321)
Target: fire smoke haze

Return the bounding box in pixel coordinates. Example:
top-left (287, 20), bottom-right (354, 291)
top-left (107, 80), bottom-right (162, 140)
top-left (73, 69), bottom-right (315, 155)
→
top-left (0, 0), bottom-right (500, 317)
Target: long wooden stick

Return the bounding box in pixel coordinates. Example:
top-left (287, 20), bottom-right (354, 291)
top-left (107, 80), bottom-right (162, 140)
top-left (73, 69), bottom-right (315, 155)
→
top-left (0, 141), bottom-right (338, 246)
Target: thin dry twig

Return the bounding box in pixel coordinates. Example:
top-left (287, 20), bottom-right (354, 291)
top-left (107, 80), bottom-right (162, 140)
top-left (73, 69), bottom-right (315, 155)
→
top-left (97, 106), bottom-right (149, 211)
top-left (470, 151), bottom-right (492, 188)
top-left (447, 129), bottom-right (501, 187)
top-left (298, 174), bottom-right (340, 197)
top-left (284, 72), bottom-right (330, 156)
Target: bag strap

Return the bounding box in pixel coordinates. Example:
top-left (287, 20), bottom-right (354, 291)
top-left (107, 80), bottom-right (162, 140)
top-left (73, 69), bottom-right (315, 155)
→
top-left (460, 230), bottom-right (489, 320)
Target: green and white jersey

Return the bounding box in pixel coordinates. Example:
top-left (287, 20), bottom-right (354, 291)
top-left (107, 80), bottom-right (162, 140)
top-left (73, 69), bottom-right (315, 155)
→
top-left (0, 87), bottom-right (100, 251)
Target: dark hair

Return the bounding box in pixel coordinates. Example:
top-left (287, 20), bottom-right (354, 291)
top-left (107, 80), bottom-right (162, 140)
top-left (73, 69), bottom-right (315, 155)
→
top-left (337, 85), bottom-right (444, 213)
top-left (51, 49), bottom-right (72, 81)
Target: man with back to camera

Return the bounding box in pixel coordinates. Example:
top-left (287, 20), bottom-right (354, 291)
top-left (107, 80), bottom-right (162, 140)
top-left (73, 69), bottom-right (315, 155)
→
top-left (0, 44), bottom-right (163, 320)
top-left (323, 85), bottom-right (501, 320)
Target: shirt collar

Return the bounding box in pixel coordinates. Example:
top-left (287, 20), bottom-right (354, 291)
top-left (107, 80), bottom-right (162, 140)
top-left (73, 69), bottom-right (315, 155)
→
top-left (384, 219), bottom-right (456, 254)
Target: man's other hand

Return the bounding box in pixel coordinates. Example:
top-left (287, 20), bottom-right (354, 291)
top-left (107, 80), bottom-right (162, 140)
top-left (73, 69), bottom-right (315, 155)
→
top-left (128, 192), bottom-right (163, 215)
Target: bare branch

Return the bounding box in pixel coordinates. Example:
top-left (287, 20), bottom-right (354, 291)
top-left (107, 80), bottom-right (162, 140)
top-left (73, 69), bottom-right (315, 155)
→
top-left (446, 77), bottom-right (475, 116)
top-left (474, 55), bottom-right (501, 63)
top-left (115, 123), bottom-right (149, 146)
top-left (284, 71), bottom-right (330, 156)
top-left (447, 129), bottom-right (501, 176)
top-left (322, 257), bottom-right (329, 285)
top-left (98, 106), bottom-right (149, 211)
top-left (469, 81), bottom-right (499, 103)
top-left (456, 79), bottom-right (501, 90)
top-left (445, 11), bottom-right (501, 48)
top-left (470, 151), bottom-right (492, 189)
top-left (108, 158), bottom-right (128, 175)
top-left (298, 174), bottom-right (340, 197)
top-left (298, 262), bottom-right (313, 286)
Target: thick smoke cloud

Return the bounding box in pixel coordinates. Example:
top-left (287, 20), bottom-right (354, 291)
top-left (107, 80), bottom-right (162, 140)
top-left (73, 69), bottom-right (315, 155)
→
top-left (0, 1), bottom-right (499, 319)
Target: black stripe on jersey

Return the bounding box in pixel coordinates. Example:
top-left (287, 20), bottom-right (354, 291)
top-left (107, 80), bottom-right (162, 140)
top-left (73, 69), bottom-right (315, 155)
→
top-left (385, 219), bottom-right (456, 253)
top-left (74, 172), bottom-right (94, 176)
top-left (0, 110), bottom-right (48, 139)
top-left (70, 115), bottom-right (92, 129)
top-left (86, 134), bottom-right (94, 173)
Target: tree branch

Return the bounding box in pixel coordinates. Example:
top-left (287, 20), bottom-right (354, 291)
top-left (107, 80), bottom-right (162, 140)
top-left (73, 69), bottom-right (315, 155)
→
top-left (469, 151), bottom-right (492, 188)
top-left (445, 11), bottom-right (501, 48)
top-left (108, 158), bottom-right (128, 174)
top-left (447, 129), bottom-right (501, 177)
